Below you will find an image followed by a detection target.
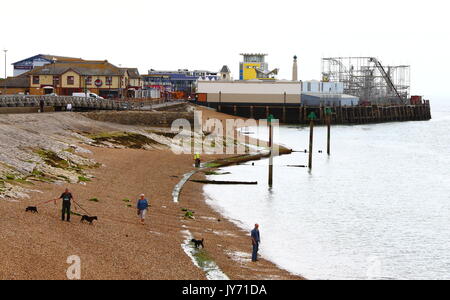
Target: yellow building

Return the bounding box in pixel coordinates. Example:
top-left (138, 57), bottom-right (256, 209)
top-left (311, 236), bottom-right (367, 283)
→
top-left (27, 60), bottom-right (128, 98)
top-left (239, 53), bottom-right (269, 80)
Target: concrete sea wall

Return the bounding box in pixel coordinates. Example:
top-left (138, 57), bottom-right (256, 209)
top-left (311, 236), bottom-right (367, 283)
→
top-left (83, 111), bottom-right (194, 127)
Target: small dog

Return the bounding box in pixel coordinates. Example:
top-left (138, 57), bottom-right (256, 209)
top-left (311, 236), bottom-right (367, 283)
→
top-left (80, 215), bottom-right (98, 225)
top-left (191, 238), bottom-right (205, 249)
top-left (25, 206), bottom-right (38, 213)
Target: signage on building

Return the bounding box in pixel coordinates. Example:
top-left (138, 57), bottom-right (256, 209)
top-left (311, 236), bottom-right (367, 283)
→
top-left (94, 79), bottom-right (103, 87)
top-left (14, 66), bottom-right (33, 70)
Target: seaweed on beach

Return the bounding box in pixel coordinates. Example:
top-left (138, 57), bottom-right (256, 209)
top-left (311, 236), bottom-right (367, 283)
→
top-left (35, 149), bottom-right (70, 169)
top-left (78, 176), bottom-right (91, 183)
top-left (182, 208), bottom-right (195, 219)
top-left (89, 132), bottom-right (164, 149)
top-left (146, 130), bottom-right (179, 139)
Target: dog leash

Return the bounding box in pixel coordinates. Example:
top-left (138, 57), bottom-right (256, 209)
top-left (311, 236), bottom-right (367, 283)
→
top-left (72, 200), bottom-right (92, 216)
top-left (35, 198), bottom-right (92, 216)
top-left (35, 199), bottom-right (58, 206)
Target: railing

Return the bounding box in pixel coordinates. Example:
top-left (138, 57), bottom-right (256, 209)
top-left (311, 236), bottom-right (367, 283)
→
top-left (0, 95), bottom-right (186, 111)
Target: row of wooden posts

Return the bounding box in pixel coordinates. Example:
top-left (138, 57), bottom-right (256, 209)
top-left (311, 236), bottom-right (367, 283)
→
top-left (267, 109), bottom-right (332, 187)
top-left (217, 102), bottom-right (431, 125)
top-left (216, 102), bottom-right (431, 187)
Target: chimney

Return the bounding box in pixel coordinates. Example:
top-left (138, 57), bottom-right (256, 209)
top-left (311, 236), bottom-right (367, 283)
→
top-left (292, 55), bottom-right (298, 81)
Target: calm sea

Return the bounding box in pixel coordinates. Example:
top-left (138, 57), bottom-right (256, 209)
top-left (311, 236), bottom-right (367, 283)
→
top-left (204, 100), bottom-right (450, 280)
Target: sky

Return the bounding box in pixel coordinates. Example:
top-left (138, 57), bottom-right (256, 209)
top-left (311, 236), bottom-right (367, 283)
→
top-left (1, 0), bottom-right (449, 101)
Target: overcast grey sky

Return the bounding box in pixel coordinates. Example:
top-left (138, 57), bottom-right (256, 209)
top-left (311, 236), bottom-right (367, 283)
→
top-left (1, 0), bottom-right (449, 100)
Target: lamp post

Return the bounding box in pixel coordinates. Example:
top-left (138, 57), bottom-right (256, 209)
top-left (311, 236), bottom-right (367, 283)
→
top-left (52, 58), bottom-right (57, 95)
top-left (3, 49), bottom-right (7, 94)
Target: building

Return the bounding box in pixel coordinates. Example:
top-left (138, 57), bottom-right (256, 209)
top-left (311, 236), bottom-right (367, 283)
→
top-left (301, 93), bottom-right (359, 106)
top-left (121, 68), bottom-right (144, 98)
top-left (300, 80), bottom-right (358, 106)
top-left (239, 53), bottom-right (279, 80)
top-left (218, 65), bottom-right (232, 81)
top-left (301, 80), bottom-right (344, 94)
top-left (196, 80), bottom-right (301, 106)
top-left (143, 69), bottom-right (221, 99)
top-left (0, 76), bottom-right (29, 95)
top-left (27, 60), bottom-right (126, 98)
top-left (12, 54), bottom-right (85, 77)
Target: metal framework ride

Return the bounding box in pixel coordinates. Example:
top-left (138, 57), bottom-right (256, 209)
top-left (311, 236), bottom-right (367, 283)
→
top-left (321, 57), bottom-right (410, 104)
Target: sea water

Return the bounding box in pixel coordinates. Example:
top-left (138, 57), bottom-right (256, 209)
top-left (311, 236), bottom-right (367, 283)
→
top-left (204, 100), bottom-right (450, 280)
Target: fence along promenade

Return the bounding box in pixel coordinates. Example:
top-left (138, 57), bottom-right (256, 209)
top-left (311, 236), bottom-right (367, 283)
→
top-left (0, 95), bottom-right (181, 111)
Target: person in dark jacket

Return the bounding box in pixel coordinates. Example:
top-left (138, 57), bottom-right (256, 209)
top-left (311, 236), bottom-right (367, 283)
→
top-left (39, 99), bottom-right (45, 113)
top-left (54, 188), bottom-right (74, 222)
top-left (251, 224), bottom-right (261, 262)
top-left (137, 194), bottom-right (149, 225)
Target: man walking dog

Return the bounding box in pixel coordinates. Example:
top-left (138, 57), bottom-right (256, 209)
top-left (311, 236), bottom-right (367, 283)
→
top-left (54, 188), bottom-right (74, 222)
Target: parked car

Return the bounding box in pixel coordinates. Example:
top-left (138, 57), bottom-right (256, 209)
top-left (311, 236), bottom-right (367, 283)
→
top-left (72, 92), bottom-right (104, 100)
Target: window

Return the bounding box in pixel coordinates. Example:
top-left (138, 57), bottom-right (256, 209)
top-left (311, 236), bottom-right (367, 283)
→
top-left (33, 76), bottom-right (40, 85)
top-left (106, 76), bottom-right (113, 86)
top-left (67, 76), bottom-right (75, 85)
top-left (85, 76), bottom-right (92, 85)
top-left (53, 76), bottom-right (60, 86)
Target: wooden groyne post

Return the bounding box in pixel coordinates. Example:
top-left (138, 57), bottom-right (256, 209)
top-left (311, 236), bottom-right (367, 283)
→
top-left (308, 112), bottom-right (317, 170)
top-left (325, 107), bottom-right (332, 156)
top-left (268, 114), bottom-right (274, 187)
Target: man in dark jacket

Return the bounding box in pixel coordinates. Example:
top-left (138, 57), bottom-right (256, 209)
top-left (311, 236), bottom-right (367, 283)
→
top-left (55, 188), bottom-right (74, 222)
top-left (251, 224), bottom-right (261, 262)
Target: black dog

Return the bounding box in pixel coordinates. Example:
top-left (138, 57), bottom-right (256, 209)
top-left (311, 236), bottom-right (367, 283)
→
top-left (80, 215), bottom-right (98, 225)
top-left (191, 238), bottom-right (205, 249)
top-left (25, 206), bottom-right (38, 213)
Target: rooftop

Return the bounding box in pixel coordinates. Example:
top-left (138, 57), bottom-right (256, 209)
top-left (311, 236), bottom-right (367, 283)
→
top-left (0, 76), bottom-right (29, 88)
top-left (28, 60), bottom-right (122, 76)
top-left (220, 65), bottom-right (231, 73)
top-left (13, 54), bottom-right (85, 65)
top-left (240, 53), bottom-right (268, 57)
top-left (121, 68), bottom-right (141, 78)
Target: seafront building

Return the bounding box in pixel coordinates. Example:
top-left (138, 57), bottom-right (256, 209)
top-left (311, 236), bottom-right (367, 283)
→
top-left (2, 54), bottom-right (148, 98)
top-left (11, 54), bottom-right (85, 77)
top-left (239, 53), bottom-right (279, 81)
top-left (143, 68), bottom-right (230, 99)
top-left (27, 60), bottom-right (128, 98)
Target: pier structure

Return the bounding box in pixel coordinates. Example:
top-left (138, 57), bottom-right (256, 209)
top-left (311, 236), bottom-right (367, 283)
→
top-left (204, 101), bottom-right (432, 125)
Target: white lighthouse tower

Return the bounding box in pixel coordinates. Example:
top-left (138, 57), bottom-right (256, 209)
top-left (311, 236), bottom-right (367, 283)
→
top-left (292, 55), bottom-right (298, 81)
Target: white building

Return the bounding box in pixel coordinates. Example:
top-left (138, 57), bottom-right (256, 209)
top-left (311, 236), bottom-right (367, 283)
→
top-left (197, 80), bottom-right (301, 105)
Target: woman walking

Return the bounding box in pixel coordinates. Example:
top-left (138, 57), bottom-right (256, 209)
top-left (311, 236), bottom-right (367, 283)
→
top-left (137, 194), bottom-right (149, 225)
